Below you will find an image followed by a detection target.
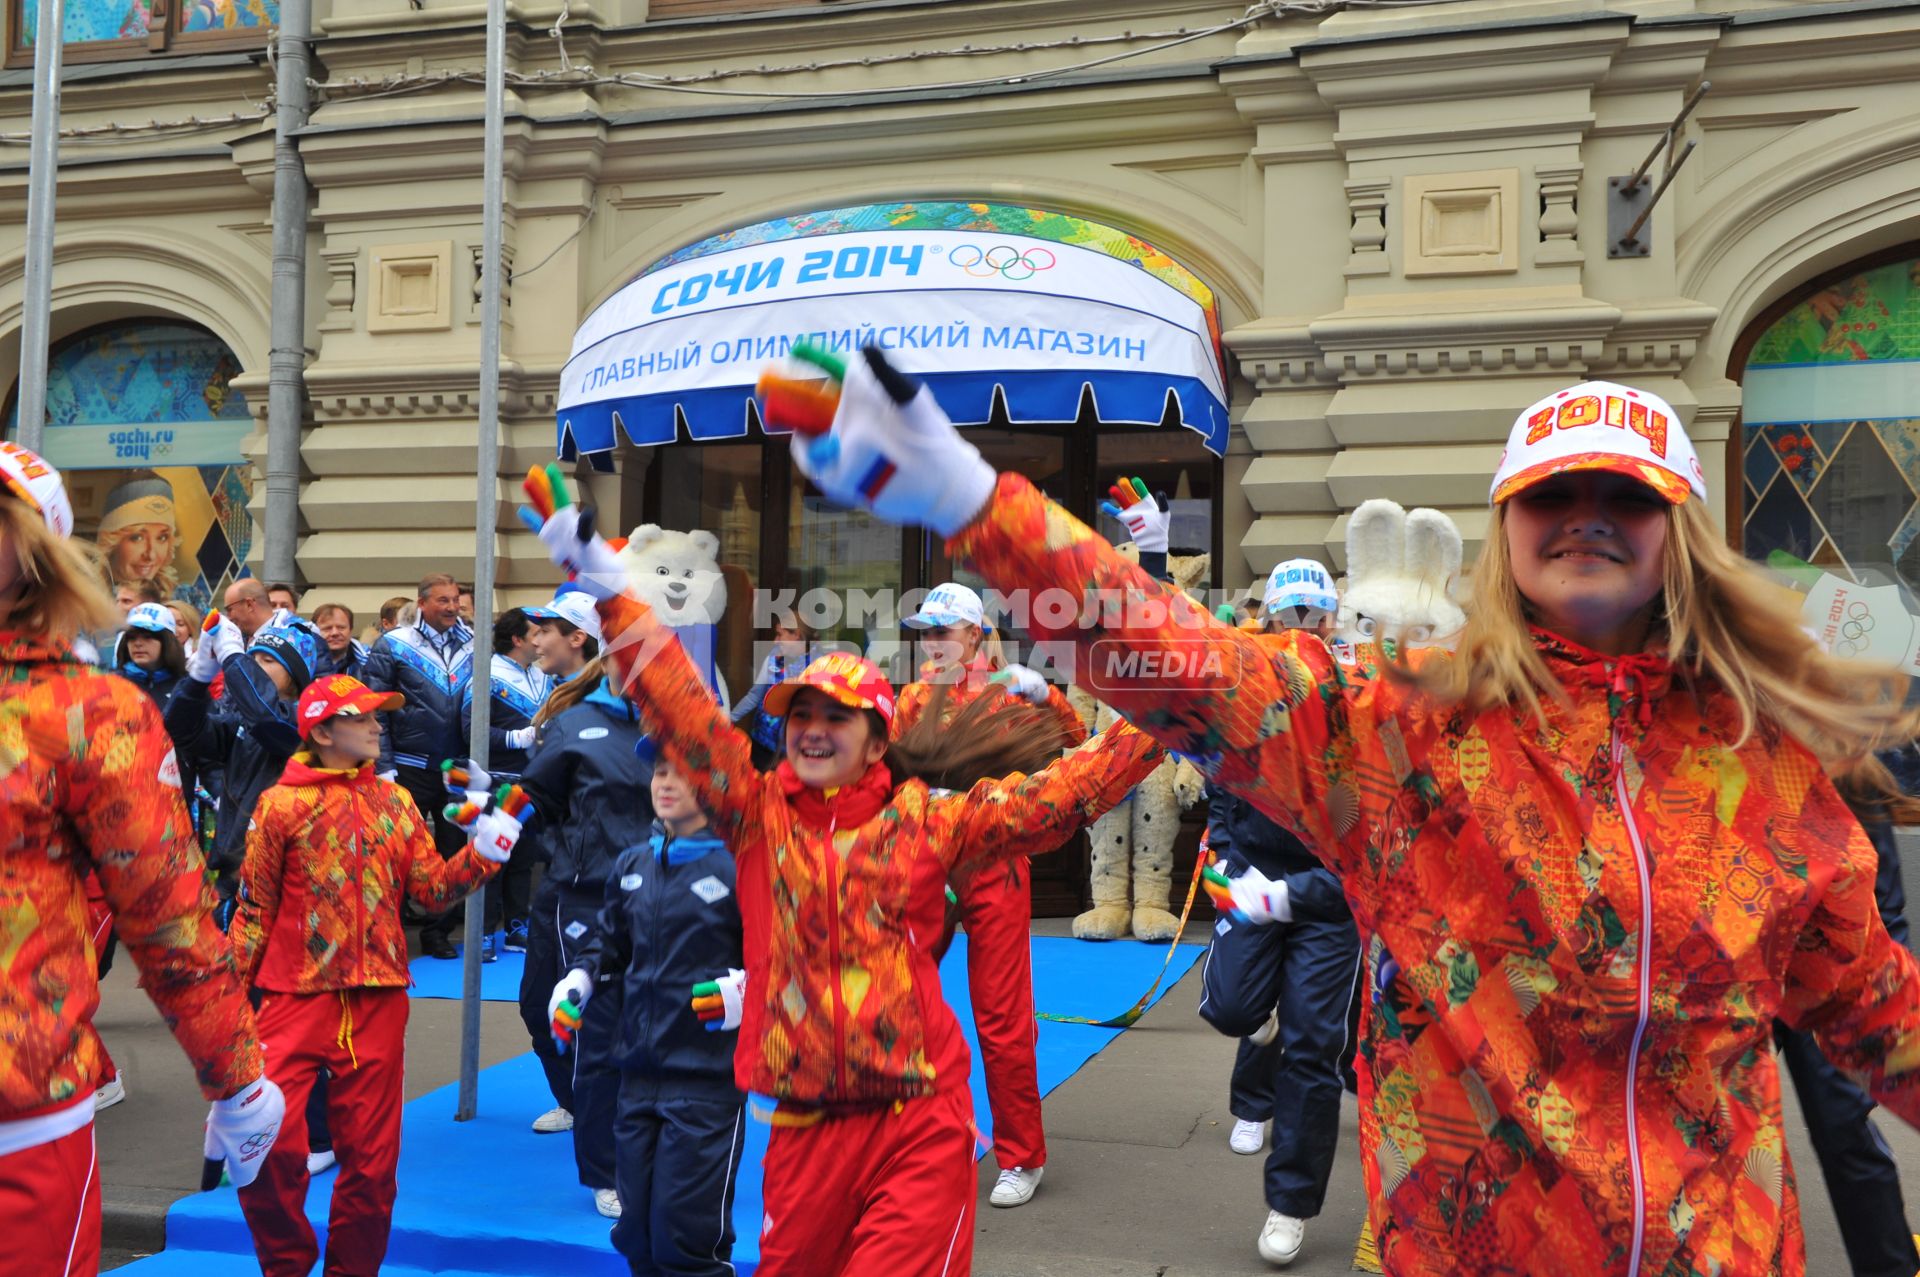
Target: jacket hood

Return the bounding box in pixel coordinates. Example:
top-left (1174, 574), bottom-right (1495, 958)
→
top-left (584, 677), bottom-right (638, 720)
top-left (648, 821), bottom-right (728, 866)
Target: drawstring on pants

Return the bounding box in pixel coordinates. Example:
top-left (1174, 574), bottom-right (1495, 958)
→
top-left (336, 990), bottom-right (359, 1071)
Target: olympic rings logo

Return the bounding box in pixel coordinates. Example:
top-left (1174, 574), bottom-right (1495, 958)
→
top-left (1837, 601), bottom-right (1875, 657)
top-left (948, 244), bottom-right (1056, 281)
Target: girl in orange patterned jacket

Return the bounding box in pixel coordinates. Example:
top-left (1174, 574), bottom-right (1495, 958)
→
top-left (522, 473), bottom-right (1166, 1277)
top-left (770, 346), bottom-right (1920, 1277)
top-left (0, 442), bottom-right (281, 1277)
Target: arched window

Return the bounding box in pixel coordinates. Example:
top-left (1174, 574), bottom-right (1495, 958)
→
top-left (1738, 252), bottom-right (1920, 589)
top-left (6, 319), bottom-right (254, 609)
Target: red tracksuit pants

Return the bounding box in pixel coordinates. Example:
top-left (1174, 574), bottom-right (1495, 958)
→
top-left (0, 1118), bottom-right (100, 1277)
top-left (756, 1086), bottom-right (977, 1276)
top-left (954, 854), bottom-right (1045, 1171)
top-left (238, 987), bottom-right (408, 1277)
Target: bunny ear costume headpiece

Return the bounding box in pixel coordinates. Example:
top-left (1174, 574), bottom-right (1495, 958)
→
top-left (1491, 381), bottom-right (1705, 506)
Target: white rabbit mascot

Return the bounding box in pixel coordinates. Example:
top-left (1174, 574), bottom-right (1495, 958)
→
top-left (1332, 499), bottom-right (1467, 658)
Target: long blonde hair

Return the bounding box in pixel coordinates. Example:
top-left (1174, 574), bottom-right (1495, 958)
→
top-left (1414, 499), bottom-right (1920, 781)
top-left (0, 499), bottom-right (117, 642)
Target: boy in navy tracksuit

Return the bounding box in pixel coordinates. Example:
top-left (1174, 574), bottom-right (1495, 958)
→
top-left (551, 758), bottom-right (745, 1275)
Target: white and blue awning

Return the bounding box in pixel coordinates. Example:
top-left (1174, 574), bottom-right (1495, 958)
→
top-left (557, 202), bottom-right (1231, 467)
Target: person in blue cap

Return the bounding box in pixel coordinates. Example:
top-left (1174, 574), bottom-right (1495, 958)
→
top-left (516, 586), bottom-right (653, 1219)
top-left (113, 601), bottom-right (189, 713)
top-left (1197, 557), bottom-right (1363, 1267)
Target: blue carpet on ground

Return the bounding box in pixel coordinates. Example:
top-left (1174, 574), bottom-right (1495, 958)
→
top-left (120, 934), bottom-right (1201, 1277)
top-left (407, 933), bottom-right (525, 1002)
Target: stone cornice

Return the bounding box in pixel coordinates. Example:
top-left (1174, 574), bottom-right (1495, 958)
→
top-left (303, 362), bottom-right (561, 419)
top-left (1226, 296), bottom-right (1719, 390)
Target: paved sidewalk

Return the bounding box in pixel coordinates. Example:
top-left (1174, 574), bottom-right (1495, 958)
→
top-left (91, 953), bottom-right (529, 1266)
top-left (93, 921), bottom-right (1920, 1273)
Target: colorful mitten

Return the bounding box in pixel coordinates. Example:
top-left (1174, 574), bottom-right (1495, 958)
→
top-left (1202, 856), bottom-right (1291, 926)
top-left (988, 663), bottom-right (1050, 705)
top-left (756, 342), bottom-right (846, 437)
top-left (516, 465), bottom-right (626, 600)
top-left (690, 968), bottom-right (747, 1032)
top-left (779, 344), bottom-right (995, 538)
top-left (1100, 476), bottom-right (1171, 555)
top-left (549, 969), bottom-right (592, 1053)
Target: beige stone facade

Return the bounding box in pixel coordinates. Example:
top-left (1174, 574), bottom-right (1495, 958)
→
top-left (3, 0), bottom-right (1919, 617)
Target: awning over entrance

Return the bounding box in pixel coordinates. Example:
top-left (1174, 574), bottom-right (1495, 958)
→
top-left (557, 202), bottom-right (1230, 466)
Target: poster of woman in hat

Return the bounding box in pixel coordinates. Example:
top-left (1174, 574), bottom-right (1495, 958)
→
top-left (96, 471), bottom-right (180, 596)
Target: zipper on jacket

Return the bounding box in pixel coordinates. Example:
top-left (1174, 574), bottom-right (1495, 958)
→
top-left (1609, 701), bottom-right (1653, 1276)
top-left (824, 810), bottom-right (848, 1096)
top-left (643, 839), bottom-right (665, 1072)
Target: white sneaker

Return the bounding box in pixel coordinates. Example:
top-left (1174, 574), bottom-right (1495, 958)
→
top-left (92, 1076), bottom-right (127, 1112)
top-left (531, 1106), bottom-right (574, 1134)
top-left (1248, 1012), bottom-right (1280, 1048)
top-left (1229, 1118), bottom-right (1268, 1155)
top-left (1257, 1211), bottom-right (1305, 1266)
top-left (593, 1187), bottom-right (622, 1219)
top-left (989, 1165), bottom-right (1043, 1208)
top-left (306, 1149), bottom-right (337, 1175)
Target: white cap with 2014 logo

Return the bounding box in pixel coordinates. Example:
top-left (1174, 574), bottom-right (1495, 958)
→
top-left (1490, 381), bottom-right (1706, 507)
top-left (905, 582), bottom-right (988, 630)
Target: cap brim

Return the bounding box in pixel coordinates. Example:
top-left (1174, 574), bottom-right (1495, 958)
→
top-left (762, 679), bottom-right (880, 721)
top-left (1492, 453), bottom-right (1694, 506)
top-left (904, 611), bottom-right (972, 630)
top-left (337, 690), bottom-right (404, 716)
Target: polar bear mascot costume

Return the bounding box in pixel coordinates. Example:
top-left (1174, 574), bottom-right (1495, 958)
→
top-left (1068, 545), bottom-right (1209, 942)
top-left (614, 524), bottom-right (731, 707)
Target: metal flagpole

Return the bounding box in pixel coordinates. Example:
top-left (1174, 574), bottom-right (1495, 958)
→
top-left (457, 0), bottom-right (507, 1123)
top-left (264, 0), bottom-right (313, 586)
top-left (17, 0), bottom-right (65, 454)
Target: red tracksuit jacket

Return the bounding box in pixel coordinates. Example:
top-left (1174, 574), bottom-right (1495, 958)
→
top-left (592, 592), bottom-right (1164, 1107)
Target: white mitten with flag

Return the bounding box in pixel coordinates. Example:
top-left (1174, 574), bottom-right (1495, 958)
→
top-left (203, 1074), bottom-right (286, 1188)
top-left (785, 346), bottom-right (995, 538)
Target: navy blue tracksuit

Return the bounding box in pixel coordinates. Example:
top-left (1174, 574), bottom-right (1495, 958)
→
top-left (518, 679), bottom-right (655, 1193)
top-left (570, 824), bottom-right (744, 1276)
top-left (1198, 789), bottom-right (1361, 1220)
top-left (1776, 808), bottom-right (1917, 1277)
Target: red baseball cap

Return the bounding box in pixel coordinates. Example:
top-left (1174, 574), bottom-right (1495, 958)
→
top-left (763, 653), bottom-right (896, 729)
top-left (296, 674), bottom-right (404, 740)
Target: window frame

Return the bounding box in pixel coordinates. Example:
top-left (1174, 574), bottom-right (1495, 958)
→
top-left (1725, 239), bottom-right (1920, 558)
top-left (6, 0), bottom-right (273, 68)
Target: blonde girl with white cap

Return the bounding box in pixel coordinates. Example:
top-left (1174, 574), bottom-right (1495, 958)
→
top-left (771, 345), bottom-right (1920, 1277)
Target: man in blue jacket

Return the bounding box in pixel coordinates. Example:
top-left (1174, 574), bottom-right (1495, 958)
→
top-left (462, 608), bottom-right (552, 957)
top-left (363, 572), bottom-right (474, 959)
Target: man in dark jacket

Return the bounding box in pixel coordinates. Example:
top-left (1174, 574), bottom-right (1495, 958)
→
top-left (362, 573), bottom-right (474, 959)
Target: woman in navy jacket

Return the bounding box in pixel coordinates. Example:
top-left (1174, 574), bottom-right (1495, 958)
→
top-left (518, 650), bottom-right (654, 1219)
top-left (556, 758), bottom-right (744, 1275)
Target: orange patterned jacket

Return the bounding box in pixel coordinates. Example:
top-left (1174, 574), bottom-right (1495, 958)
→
top-left (1, 634), bottom-right (262, 1115)
top-left (594, 592), bottom-right (1163, 1106)
top-left (234, 754), bottom-right (497, 994)
top-left (949, 473), bottom-right (1920, 1277)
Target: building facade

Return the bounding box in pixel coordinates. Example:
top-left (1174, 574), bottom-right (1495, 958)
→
top-left (4, 0), bottom-right (1920, 695)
